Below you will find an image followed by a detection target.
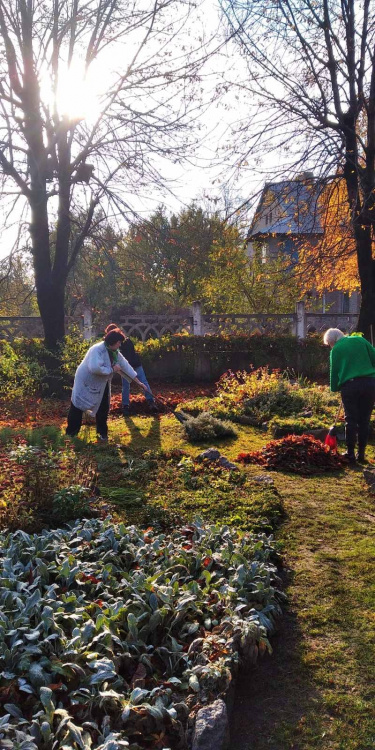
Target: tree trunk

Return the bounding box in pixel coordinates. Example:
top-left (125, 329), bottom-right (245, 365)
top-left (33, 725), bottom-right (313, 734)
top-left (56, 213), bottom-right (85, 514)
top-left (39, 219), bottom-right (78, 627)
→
top-left (356, 255), bottom-right (375, 342)
top-left (352, 217), bottom-right (375, 340)
top-left (35, 278), bottom-right (66, 396)
top-left (30, 217), bottom-right (66, 350)
top-left (343, 139), bottom-right (375, 341)
top-left (37, 282), bottom-right (66, 351)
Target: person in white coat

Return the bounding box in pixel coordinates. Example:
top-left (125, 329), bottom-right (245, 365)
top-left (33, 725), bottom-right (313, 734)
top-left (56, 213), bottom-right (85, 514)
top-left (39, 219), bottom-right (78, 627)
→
top-left (66, 328), bottom-right (148, 440)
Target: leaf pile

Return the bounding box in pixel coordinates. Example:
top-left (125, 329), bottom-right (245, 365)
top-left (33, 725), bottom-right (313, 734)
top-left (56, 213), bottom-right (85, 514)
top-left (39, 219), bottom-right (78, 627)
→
top-left (237, 435), bottom-right (345, 475)
top-left (0, 519), bottom-right (283, 750)
top-left (110, 385), bottom-right (214, 418)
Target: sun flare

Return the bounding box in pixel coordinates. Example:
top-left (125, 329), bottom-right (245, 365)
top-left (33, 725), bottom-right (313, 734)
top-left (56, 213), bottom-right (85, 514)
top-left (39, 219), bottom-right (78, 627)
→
top-left (41, 60), bottom-right (103, 124)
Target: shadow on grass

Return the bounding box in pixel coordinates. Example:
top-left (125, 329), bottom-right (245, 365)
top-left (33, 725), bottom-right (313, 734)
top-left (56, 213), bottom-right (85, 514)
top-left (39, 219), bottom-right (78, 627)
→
top-left (230, 570), bottom-right (323, 750)
top-left (125, 415), bottom-right (162, 453)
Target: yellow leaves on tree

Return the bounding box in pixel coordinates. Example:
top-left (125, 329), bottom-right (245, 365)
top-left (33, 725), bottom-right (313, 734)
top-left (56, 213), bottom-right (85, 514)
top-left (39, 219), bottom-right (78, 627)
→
top-left (298, 179), bottom-right (360, 294)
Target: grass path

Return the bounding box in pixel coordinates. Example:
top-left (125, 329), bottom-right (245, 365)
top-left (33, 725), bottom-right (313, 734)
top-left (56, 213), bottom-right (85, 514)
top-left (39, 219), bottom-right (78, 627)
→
top-left (230, 466), bottom-right (375, 750)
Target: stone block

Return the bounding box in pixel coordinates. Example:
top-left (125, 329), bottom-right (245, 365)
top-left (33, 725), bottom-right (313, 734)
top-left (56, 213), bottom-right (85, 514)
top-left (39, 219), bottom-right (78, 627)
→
top-left (192, 699), bottom-right (229, 750)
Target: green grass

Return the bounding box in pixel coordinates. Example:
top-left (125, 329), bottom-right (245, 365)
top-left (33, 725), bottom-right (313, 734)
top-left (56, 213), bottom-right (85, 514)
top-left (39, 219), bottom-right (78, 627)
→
top-left (70, 415), bottom-right (281, 532)
top-left (231, 467), bottom-right (375, 750)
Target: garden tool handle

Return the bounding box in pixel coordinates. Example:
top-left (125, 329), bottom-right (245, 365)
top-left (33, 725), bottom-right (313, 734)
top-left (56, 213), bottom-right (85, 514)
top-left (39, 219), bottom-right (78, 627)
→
top-left (119, 369), bottom-right (151, 394)
top-left (333, 401), bottom-right (343, 427)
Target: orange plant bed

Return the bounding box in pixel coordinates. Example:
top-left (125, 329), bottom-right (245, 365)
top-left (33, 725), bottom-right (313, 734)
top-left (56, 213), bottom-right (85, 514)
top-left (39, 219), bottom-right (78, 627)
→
top-left (0, 382), bottom-right (214, 428)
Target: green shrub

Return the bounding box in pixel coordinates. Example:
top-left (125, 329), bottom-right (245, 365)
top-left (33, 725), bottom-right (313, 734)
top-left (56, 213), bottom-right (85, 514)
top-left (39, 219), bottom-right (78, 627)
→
top-left (184, 411), bottom-right (237, 442)
top-left (0, 330), bottom-right (90, 400)
top-left (52, 484), bottom-right (92, 522)
top-left (136, 332), bottom-right (329, 381)
top-left (0, 338), bottom-right (48, 402)
top-left (269, 415), bottom-right (329, 437)
top-left (59, 325), bottom-right (90, 381)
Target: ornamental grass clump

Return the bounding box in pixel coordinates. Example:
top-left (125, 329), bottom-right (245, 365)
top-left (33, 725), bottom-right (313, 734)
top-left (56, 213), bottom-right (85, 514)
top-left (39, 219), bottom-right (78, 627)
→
top-left (183, 411), bottom-right (237, 442)
top-left (0, 519), bottom-right (283, 750)
top-left (237, 435), bottom-right (345, 475)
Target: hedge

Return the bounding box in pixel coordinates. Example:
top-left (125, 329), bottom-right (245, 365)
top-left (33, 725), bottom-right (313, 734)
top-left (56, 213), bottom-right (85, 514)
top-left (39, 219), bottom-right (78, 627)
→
top-left (136, 333), bottom-right (329, 381)
top-left (0, 333), bottom-right (329, 398)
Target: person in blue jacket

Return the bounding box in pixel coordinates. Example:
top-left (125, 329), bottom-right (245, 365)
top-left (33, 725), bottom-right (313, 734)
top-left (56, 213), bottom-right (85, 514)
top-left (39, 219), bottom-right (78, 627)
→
top-left (105, 323), bottom-right (157, 416)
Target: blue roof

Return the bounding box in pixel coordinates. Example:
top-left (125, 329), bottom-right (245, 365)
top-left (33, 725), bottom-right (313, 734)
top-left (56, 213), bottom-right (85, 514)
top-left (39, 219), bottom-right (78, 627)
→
top-left (248, 177), bottom-right (324, 238)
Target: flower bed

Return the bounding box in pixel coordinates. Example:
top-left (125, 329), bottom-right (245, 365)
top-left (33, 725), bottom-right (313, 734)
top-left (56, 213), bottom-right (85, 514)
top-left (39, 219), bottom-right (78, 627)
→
top-left (183, 368), bottom-right (340, 429)
top-left (237, 435), bottom-right (345, 475)
top-left (0, 519), bottom-right (283, 750)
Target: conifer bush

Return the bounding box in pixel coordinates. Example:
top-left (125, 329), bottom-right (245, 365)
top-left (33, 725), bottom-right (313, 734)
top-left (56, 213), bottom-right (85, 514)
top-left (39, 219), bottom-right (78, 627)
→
top-left (183, 412), bottom-right (237, 442)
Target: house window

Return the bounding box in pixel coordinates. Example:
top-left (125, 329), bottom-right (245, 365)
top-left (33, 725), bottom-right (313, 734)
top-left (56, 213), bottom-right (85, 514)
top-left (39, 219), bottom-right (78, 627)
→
top-left (342, 293), bottom-right (350, 313)
top-left (261, 244), bottom-right (267, 264)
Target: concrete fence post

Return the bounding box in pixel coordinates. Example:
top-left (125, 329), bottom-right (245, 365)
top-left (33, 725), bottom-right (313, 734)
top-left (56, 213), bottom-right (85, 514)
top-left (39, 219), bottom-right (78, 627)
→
top-left (82, 306), bottom-right (94, 340)
top-left (295, 300), bottom-right (306, 339)
top-left (192, 300), bottom-right (203, 336)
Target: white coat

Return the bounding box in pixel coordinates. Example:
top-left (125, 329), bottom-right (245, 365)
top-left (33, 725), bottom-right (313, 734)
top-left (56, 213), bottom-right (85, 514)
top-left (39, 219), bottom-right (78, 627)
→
top-left (71, 342), bottom-right (137, 414)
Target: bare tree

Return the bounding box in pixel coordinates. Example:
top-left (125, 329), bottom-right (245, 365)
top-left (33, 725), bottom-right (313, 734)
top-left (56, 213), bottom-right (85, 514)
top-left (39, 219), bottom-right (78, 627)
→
top-left (221, 0), bottom-right (375, 338)
top-left (0, 0), bottom-right (214, 348)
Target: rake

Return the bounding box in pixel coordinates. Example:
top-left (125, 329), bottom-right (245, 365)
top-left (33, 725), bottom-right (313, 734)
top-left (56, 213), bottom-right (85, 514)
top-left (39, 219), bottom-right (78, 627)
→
top-left (152, 393), bottom-right (190, 424)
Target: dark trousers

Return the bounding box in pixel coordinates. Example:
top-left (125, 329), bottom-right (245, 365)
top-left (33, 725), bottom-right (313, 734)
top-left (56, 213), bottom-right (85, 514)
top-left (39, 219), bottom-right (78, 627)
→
top-left (340, 377), bottom-right (375, 453)
top-left (66, 384), bottom-right (110, 438)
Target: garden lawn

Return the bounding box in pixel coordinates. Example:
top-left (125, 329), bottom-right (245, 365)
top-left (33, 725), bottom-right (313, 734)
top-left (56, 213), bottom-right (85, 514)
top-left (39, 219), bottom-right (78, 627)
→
top-left (1, 397), bottom-right (374, 748)
top-left (72, 415), bottom-right (281, 533)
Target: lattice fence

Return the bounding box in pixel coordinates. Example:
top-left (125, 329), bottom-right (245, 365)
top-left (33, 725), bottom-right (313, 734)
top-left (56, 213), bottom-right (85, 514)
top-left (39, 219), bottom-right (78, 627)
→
top-left (0, 317), bottom-right (45, 339)
top-left (0, 306), bottom-right (360, 342)
top-left (202, 313), bottom-right (297, 336)
top-left (305, 313), bottom-right (358, 334)
top-left (114, 314), bottom-right (193, 341)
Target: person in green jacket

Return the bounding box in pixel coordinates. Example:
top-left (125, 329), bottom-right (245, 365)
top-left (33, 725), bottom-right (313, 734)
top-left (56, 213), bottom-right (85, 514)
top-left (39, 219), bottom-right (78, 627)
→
top-left (323, 328), bottom-right (375, 463)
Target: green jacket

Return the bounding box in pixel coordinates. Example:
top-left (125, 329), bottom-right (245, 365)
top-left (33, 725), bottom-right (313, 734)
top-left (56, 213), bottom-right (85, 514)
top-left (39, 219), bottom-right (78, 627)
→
top-left (330, 336), bottom-right (375, 392)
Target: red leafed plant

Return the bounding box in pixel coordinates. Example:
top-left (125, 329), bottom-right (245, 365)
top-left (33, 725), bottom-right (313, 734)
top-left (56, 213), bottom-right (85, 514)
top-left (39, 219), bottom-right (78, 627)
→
top-left (110, 383), bottom-right (214, 416)
top-left (237, 435), bottom-right (345, 475)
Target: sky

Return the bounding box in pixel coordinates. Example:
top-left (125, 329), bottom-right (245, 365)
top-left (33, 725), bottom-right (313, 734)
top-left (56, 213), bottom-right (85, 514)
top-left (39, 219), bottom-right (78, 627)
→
top-left (0, 0), bottom-right (280, 261)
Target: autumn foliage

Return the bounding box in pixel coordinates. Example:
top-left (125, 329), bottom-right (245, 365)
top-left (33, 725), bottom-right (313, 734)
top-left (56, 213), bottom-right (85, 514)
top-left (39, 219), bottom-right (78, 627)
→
top-left (298, 179), bottom-right (360, 294)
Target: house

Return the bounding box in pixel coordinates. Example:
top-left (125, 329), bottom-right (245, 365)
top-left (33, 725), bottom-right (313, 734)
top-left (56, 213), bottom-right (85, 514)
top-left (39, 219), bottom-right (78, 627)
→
top-left (246, 172), bottom-right (360, 314)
